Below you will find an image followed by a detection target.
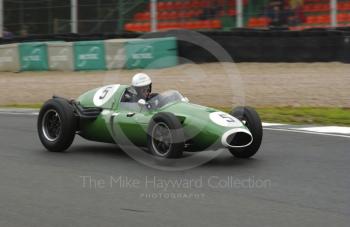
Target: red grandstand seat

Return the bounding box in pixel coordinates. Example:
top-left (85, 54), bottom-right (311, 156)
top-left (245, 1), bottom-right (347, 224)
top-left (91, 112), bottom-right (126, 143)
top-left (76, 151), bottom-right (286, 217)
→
top-left (323, 15), bottom-right (330, 23)
top-left (133, 23), bottom-right (143, 32)
top-left (317, 15), bottom-right (330, 24)
top-left (187, 10), bottom-right (196, 18)
top-left (178, 11), bottom-right (186, 19)
top-left (134, 12), bottom-right (142, 20)
top-left (168, 11), bottom-right (177, 20)
top-left (183, 1), bottom-right (191, 9)
top-left (191, 0), bottom-right (201, 8)
top-left (157, 2), bottom-right (166, 10)
top-left (248, 18), bottom-right (259, 27)
top-left (202, 20), bottom-right (211, 29)
top-left (302, 5), bottom-right (312, 12)
top-left (164, 1), bottom-right (174, 10)
top-left (306, 15), bottom-right (317, 24)
top-left (211, 19), bottom-right (221, 29)
top-left (227, 9), bottom-right (236, 16)
top-left (196, 0), bottom-right (205, 8)
top-left (124, 23), bottom-right (134, 31)
top-left (257, 17), bottom-right (270, 26)
top-left (337, 14), bottom-right (347, 23)
top-left (320, 4), bottom-right (330, 12)
top-left (140, 23), bottom-right (150, 32)
top-left (344, 3), bottom-right (350, 10)
top-left (193, 21), bottom-right (202, 29)
top-left (158, 22), bottom-right (171, 30)
top-left (158, 11), bottom-right (168, 20)
top-left (177, 1), bottom-right (187, 10)
top-left (167, 21), bottom-right (178, 29)
top-left (227, 0), bottom-right (236, 7)
top-left (184, 21), bottom-right (195, 30)
top-left (194, 10), bottom-right (202, 17)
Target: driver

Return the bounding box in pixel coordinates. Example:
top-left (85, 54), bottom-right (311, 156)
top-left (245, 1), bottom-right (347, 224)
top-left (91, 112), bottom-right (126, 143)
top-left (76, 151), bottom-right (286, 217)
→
top-left (122, 73), bottom-right (157, 102)
top-left (132, 73), bottom-right (152, 100)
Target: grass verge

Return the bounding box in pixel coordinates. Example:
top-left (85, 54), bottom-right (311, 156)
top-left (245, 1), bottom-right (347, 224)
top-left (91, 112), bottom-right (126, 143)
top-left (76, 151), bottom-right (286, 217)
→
top-left (1, 104), bottom-right (350, 126)
top-left (1, 103), bottom-right (43, 109)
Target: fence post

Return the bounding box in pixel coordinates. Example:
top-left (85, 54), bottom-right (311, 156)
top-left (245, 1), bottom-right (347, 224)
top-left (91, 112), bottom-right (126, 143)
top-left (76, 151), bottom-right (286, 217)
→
top-left (150, 0), bottom-right (157, 32)
top-left (71, 0), bottom-right (78, 33)
top-left (236, 0), bottom-right (243, 28)
top-left (330, 0), bottom-right (337, 27)
top-left (0, 0), bottom-right (3, 37)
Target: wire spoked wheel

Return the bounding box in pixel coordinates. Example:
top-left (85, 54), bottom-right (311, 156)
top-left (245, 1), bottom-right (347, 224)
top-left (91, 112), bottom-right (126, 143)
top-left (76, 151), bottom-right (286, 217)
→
top-left (151, 122), bottom-right (173, 157)
top-left (147, 112), bottom-right (184, 159)
top-left (42, 109), bottom-right (62, 142)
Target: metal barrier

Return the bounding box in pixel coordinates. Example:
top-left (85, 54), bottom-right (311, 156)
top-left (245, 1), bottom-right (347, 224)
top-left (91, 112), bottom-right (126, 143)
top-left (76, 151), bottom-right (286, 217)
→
top-left (0, 37), bottom-right (179, 72)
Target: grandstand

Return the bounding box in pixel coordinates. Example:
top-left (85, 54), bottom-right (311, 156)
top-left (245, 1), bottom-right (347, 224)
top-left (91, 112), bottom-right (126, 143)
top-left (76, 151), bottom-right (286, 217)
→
top-left (247, 0), bottom-right (350, 30)
top-left (124, 0), bottom-right (350, 32)
top-left (0, 0), bottom-right (349, 36)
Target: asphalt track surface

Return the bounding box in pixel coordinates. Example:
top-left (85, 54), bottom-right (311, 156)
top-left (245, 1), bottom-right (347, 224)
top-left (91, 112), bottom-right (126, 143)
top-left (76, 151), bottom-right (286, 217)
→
top-left (0, 112), bottom-right (349, 227)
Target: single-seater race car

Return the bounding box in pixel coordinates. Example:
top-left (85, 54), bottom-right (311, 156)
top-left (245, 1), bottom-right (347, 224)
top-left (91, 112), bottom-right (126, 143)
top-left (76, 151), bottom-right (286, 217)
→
top-left (37, 84), bottom-right (263, 159)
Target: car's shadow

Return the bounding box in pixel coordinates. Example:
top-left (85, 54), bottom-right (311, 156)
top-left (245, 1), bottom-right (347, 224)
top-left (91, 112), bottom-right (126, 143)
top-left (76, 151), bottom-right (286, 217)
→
top-left (68, 143), bottom-right (127, 157)
top-left (58, 143), bottom-right (263, 169)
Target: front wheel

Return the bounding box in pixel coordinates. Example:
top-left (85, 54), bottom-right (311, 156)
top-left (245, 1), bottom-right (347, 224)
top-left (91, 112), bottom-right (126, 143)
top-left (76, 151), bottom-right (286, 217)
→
top-left (37, 98), bottom-right (77, 152)
top-left (147, 112), bottom-right (184, 159)
top-left (228, 106), bottom-right (263, 158)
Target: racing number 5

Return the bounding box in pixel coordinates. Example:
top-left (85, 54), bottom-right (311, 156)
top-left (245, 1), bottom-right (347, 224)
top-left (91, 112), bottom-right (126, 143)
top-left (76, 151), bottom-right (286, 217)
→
top-left (219, 113), bottom-right (235, 123)
top-left (99, 87), bottom-right (112, 100)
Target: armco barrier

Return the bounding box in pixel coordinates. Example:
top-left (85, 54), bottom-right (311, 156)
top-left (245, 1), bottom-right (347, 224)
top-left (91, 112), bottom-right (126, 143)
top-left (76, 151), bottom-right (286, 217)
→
top-left (47, 42), bottom-right (74, 71)
top-left (142, 29), bottom-right (349, 63)
top-left (125, 37), bottom-right (177, 69)
top-left (19, 42), bottom-right (49, 71)
top-left (104, 39), bottom-right (139, 70)
top-left (73, 40), bottom-right (106, 71)
top-left (0, 43), bottom-right (20, 72)
top-left (341, 35), bottom-right (350, 63)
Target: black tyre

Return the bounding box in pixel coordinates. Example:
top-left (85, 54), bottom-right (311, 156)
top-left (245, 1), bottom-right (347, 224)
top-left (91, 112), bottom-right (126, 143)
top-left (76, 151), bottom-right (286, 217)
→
top-left (37, 98), bottom-right (77, 152)
top-left (147, 112), bottom-right (184, 159)
top-left (228, 106), bottom-right (263, 158)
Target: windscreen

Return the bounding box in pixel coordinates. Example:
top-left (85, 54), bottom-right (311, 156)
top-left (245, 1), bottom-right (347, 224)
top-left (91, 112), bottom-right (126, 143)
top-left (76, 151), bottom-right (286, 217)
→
top-left (148, 90), bottom-right (185, 110)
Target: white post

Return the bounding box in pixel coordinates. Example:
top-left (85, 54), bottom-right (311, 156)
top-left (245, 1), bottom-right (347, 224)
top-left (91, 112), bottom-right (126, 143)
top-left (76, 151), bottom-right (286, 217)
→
top-left (71, 0), bottom-right (78, 33)
top-left (150, 0), bottom-right (157, 32)
top-left (0, 0), bottom-right (3, 37)
top-left (236, 0), bottom-right (243, 28)
top-left (330, 0), bottom-right (337, 27)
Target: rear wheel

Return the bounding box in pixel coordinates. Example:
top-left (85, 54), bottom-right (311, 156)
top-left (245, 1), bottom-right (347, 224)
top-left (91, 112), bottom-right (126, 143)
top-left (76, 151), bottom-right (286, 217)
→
top-left (37, 98), bottom-right (77, 152)
top-left (147, 112), bottom-right (184, 159)
top-left (228, 106), bottom-right (263, 158)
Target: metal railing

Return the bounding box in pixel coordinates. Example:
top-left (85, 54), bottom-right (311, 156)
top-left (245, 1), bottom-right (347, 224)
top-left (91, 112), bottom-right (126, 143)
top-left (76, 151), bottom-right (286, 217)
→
top-left (0, 0), bottom-right (349, 37)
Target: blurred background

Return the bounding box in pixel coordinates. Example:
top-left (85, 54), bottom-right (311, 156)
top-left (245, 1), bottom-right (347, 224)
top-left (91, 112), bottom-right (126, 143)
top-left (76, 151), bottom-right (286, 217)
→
top-left (1, 0), bottom-right (350, 37)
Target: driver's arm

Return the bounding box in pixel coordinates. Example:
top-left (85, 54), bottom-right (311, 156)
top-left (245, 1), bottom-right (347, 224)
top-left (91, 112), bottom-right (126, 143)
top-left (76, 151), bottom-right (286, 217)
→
top-left (121, 87), bottom-right (138, 102)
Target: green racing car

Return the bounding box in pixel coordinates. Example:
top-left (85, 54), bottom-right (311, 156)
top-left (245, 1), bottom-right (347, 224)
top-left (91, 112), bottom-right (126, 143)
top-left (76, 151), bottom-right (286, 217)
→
top-left (37, 84), bottom-right (263, 159)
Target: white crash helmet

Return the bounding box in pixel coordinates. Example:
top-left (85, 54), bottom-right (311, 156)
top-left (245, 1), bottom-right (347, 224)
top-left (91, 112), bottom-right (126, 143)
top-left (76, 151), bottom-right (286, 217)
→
top-left (131, 73), bottom-right (152, 87)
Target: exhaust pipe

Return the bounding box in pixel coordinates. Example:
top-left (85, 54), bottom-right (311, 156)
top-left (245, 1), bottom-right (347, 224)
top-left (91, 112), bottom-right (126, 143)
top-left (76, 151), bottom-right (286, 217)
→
top-left (221, 128), bottom-right (253, 148)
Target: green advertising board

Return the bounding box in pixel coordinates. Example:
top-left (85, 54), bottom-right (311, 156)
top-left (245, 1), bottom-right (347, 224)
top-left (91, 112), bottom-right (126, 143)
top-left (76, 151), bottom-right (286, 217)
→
top-left (73, 41), bottom-right (106, 71)
top-left (125, 37), bottom-right (178, 69)
top-left (19, 42), bottom-right (49, 71)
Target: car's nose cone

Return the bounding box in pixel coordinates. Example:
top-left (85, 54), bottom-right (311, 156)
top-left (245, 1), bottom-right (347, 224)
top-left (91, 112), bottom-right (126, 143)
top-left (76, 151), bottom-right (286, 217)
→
top-left (221, 128), bottom-right (253, 148)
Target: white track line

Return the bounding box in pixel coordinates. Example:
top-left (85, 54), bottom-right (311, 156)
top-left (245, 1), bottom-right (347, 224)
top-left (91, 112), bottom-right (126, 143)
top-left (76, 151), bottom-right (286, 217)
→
top-left (264, 127), bottom-right (350, 139)
top-left (295, 126), bottom-right (350, 134)
top-left (262, 122), bottom-right (286, 127)
top-left (0, 111), bottom-right (38, 116)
